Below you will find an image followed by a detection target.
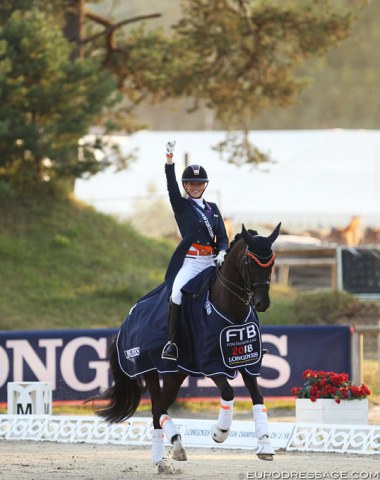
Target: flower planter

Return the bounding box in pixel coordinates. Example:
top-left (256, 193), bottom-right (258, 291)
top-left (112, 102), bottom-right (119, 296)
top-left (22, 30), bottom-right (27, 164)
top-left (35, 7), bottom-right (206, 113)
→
top-left (296, 398), bottom-right (368, 425)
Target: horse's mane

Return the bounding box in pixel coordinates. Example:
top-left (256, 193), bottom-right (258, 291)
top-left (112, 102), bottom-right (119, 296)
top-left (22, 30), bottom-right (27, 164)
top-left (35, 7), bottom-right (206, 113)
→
top-left (193, 230), bottom-right (258, 299)
top-left (194, 229), bottom-right (258, 298)
top-left (227, 229), bottom-right (258, 253)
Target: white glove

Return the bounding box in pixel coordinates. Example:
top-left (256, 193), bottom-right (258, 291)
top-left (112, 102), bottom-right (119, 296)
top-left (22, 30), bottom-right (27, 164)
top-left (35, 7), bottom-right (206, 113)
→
top-left (214, 250), bottom-right (227, 267)
top-left (166, 141), bottom-right (176, 156)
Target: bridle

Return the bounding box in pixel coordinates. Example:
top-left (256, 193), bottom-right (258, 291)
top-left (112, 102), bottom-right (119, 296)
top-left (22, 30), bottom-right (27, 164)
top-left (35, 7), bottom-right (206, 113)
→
top-left (216, 247), bottom-right (276, 306)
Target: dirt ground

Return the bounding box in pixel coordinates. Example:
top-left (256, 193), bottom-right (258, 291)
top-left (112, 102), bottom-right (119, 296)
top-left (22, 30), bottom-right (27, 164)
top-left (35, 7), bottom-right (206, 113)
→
top-left (1, 441), bottom-right (379, 480)
top-left (1, 406), bottom-right (379, 479)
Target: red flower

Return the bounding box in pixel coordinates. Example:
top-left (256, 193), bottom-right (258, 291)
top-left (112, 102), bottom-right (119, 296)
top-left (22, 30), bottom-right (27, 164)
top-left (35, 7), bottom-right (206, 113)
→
top-left (291, 369), bottom-right (370, 401)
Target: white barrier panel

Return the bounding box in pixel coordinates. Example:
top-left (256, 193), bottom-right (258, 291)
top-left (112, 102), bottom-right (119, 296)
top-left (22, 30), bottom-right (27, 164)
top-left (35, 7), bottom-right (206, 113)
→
top-left (0, 415), bottom-right (290, 449)
top-left (0, 415), bottom-right (148, 444)
top-left (287, 424), bottom-right (380, 455)
top-left (0, 415), bottom-right (379, 455)
top-left (7, 382), bottom-right (52, 415)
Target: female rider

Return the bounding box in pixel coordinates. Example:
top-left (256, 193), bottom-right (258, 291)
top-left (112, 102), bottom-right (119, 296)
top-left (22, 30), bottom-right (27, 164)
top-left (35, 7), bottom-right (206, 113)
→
top-left (162, 141), bottom-right (229, 361)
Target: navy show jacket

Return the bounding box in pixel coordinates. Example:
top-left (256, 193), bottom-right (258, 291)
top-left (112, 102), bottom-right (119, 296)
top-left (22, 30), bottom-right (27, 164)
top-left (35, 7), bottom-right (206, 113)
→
top-left (164, 163), bottom-right (229, 290)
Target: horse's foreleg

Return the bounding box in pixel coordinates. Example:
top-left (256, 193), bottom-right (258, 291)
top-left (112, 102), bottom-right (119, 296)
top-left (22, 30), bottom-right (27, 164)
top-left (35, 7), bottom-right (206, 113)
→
top-left (253, 404), bottom-right (275, 460)
top-left (151, 429), bottom-right (166, 469)
top-left (241, 371), bottom-right (275, 460)
top-left (210, 375), bottom-right (234, 443)
top-left (160, 373), bottom-right (188, 462)
top-left (143, 371), bottom-right (169, 470)
top-left (161, 372), bottom-right (188, 414)
top-left (159, 413), bottom-right (186, 462)
top-left (152, 425), bottom-right (180, 474)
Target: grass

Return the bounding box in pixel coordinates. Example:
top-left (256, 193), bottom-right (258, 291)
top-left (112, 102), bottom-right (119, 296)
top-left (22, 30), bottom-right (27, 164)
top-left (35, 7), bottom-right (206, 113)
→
top-left (364, 359), bottom-right (380, 399)
top-left (0, 191), bottom-right (174, 330)
top-left (259, 284), bottom-right (298, 324)
top-left (1, 392), bottom-right (378, 417)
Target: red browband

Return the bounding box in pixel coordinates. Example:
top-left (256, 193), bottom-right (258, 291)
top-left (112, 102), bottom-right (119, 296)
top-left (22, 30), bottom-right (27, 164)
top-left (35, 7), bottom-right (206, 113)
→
top-left (245, 250), bottom-right (276, 268)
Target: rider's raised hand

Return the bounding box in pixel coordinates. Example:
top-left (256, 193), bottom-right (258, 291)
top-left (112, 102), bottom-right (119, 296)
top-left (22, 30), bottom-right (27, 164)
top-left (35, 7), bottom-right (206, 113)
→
top-left (166, 141), bottom-right (176, 157)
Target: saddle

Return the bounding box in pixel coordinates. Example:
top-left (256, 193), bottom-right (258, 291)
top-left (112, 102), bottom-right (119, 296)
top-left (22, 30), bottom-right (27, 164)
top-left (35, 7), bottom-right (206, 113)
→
top-left (189, 266), bottom-right (217, 300)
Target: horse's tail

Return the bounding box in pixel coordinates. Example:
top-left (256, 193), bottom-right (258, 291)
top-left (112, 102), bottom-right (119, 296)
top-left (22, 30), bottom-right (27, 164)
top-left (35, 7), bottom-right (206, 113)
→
top-left (86, 335), bottom-right (145, 423)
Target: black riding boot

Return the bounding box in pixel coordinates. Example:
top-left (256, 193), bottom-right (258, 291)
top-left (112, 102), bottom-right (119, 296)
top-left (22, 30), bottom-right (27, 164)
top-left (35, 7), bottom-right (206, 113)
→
top-left (161, 301), bottom-right (181, 361)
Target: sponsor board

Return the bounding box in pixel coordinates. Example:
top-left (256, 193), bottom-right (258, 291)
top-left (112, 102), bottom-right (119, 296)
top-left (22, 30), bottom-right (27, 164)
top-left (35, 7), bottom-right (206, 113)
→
top-left (0, 326), bottom-right (351, 401)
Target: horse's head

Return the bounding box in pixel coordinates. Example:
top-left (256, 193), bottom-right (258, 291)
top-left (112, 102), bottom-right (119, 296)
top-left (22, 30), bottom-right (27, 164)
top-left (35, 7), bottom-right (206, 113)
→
top-left (213, 222), bottom-right (281, 318)
top-left (236, 222), bottom-right (281, 312)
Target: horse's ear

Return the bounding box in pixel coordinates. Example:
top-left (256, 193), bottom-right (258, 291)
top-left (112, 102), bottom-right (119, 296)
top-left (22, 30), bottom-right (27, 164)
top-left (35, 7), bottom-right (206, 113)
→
top-left (241, 224), bottom-right (253, 244)
top-left (268, 222), bottom-right (281, 245)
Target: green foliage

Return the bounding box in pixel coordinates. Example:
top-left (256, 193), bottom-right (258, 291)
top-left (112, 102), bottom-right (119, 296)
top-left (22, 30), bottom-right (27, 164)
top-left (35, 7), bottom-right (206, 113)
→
top-left (259, 284), bottom-right (298, 325)
top-left (99, 0), bottom-right (377, 133)
top-left (252, 0), bottom-right (379, 129)
top-left (118, 0), bottom-right (354, 164)
top-left (259, 285), bottom-right (376, 327)
top-left (0, 6), bottom-right (118, 191)
top-left (293, 290), bottom-right (361, 325)
top-left (0, 190), bottom-right (173, 330)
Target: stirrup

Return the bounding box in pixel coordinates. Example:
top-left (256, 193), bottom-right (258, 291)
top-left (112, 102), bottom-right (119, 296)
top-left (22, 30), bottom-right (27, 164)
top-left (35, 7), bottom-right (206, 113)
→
top-left (161, 341), bottom-right (178, 361)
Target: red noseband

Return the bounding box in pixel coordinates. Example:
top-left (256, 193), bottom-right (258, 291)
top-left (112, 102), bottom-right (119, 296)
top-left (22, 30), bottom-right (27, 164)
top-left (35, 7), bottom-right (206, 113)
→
top-left (244, 250), bottom-right (276, 268)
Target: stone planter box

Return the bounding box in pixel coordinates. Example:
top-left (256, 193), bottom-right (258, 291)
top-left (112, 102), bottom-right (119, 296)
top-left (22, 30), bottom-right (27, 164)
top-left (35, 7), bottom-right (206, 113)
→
top-left (296, 398), bottom-right (368, 424)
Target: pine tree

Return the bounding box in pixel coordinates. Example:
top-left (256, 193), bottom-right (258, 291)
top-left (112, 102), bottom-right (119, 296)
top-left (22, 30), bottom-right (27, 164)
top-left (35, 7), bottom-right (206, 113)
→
top-left (0, 6), bottom-right (118, 191)
top-left (0, 0), bottom-right (356, 191)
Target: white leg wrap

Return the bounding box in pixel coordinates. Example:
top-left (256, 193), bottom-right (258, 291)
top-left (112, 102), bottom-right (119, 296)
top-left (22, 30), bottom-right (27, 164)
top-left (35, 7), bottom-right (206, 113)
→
top-left (217, 399), bottom-right (234, 430)
top-left (253, 404), bottom-right (269, 440)
top-left (160, 414), bottom-right (179, 443)
top-left (151, 429), bottom-right (165, 465)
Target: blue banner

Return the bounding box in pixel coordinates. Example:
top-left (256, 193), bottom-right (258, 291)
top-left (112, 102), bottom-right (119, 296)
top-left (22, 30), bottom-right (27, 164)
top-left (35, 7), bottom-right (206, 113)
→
top-left (0, 325), bottom-right (351, 402)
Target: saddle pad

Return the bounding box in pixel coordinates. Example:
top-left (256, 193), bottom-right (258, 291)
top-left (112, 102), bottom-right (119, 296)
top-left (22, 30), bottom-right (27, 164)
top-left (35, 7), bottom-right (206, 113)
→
top-left (116, 268), bottom-right (263, 379)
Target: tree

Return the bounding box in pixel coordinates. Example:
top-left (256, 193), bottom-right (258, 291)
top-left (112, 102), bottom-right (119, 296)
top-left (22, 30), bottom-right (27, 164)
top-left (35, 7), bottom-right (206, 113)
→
top-left (250, 0), bottom-right (380, 129)
top-left (172, 0), bottom-right (357, 162)
top-left (0, 7), bottom-right (119, 190)
top-left (0, 0), bottom-right (357, 191)
top-left (62, 0), bottom-right (357, 164)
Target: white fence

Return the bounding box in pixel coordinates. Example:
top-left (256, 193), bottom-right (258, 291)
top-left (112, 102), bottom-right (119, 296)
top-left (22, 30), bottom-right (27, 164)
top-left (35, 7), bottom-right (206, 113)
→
top-left (0, 415), bottom-right (379, 455)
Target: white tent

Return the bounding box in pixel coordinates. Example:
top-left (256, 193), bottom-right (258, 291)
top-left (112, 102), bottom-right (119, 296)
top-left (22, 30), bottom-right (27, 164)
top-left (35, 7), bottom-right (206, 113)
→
top-left (74, 129), bottom-right (380, 229)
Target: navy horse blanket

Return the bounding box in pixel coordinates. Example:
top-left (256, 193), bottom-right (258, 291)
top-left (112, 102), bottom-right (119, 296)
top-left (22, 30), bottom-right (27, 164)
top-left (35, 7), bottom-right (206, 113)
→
top-left (116, 267), bottom-right (263, 379)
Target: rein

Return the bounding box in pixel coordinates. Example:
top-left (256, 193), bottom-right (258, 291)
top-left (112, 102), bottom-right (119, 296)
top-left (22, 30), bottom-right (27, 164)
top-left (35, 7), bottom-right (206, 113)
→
top-left (215, 268), bottom-right (253, 306)
top-left (216, 249), bottom-right (275, 306)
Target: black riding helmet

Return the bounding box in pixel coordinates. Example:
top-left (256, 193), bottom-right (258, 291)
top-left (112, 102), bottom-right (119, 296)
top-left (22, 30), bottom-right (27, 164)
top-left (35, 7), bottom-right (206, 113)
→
top-left (181, 164), bottom-right (209, 183)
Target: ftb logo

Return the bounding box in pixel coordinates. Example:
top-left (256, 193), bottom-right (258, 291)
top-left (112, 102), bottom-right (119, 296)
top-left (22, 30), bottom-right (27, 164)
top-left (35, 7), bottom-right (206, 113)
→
top-left (220, 322), bottom-right (262, 369)
top-left (226, 324), bottom-right (257, 343)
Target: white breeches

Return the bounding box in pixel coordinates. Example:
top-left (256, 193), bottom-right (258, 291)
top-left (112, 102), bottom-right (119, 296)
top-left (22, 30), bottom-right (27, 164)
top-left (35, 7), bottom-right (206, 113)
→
top-left (171, 255), bottom-right (215, 305)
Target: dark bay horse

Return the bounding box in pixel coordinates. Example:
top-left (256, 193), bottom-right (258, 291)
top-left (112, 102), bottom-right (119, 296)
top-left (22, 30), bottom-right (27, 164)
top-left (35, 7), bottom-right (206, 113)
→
top-left (89, 223), bottom-right (281, 473)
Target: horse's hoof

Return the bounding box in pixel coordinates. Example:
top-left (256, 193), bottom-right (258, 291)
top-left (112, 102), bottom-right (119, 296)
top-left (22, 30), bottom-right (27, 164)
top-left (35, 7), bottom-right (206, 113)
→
top-left (256, 435), bottom-right (275, 460)
top-left (257, 454), bottom-right (274, 461)
top-left (211, 424), bottom-right (230, 443)
top-left (156, 458), bottom-right (182, 474)
top-left (156, 460), bottom-right (173, 474)
top-left (172, 438), bottom-right (187, 461)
